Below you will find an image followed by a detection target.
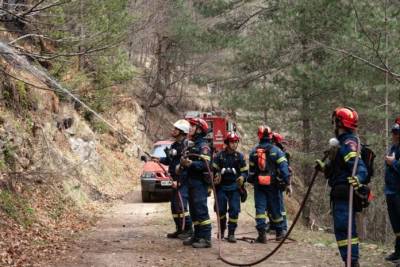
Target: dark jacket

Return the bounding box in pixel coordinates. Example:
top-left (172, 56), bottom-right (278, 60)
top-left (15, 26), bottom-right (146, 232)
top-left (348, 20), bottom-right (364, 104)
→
top-left (213, 149), bottom-right (248, 191)
top-left (384, 144), bottom-right (400, 195)
top-left (326, 132), bottom-right (368, 188)
top-left (248, 140), bottom-right (290, 186)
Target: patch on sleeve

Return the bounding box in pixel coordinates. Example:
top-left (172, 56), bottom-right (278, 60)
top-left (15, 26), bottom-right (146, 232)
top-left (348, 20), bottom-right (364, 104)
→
top-left (344, 139), bottom-right (358, 152)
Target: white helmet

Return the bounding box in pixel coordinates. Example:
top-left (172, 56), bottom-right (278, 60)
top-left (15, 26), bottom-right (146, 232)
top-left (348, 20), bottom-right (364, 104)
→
top-left (173, 119), bottom-right (190, 134)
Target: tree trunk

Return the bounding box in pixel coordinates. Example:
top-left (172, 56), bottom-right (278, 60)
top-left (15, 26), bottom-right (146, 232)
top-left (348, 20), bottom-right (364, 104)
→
top-left (301, 90), bottom-right (313, 226)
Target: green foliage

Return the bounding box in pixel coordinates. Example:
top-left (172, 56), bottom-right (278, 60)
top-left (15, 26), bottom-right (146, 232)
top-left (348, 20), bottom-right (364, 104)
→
top-left (182, 0), bottom-right (400, 244)
top-left (90, 119), bottom-right (109, 134)
top-left (0, 159), bottom-right (6, 171)
top-left (0, 190), bottom-right (36, 227)
top-left (45, 0), bottom-right (135, 112)
top-left (3, 141), bottom-right (16, 167)
top-left (193, 0), bottom-right (238, 17)
top-left (170, 1), bottom-right (239, 54)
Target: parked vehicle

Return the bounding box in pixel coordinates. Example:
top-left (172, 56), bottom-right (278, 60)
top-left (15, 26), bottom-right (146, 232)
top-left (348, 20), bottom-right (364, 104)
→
top-left (140, 140), bottom-right (173, 202)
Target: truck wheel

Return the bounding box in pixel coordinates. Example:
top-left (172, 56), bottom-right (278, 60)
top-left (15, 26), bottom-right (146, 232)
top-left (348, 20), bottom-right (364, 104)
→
top-left (141, 190), bottom-right (151, 202)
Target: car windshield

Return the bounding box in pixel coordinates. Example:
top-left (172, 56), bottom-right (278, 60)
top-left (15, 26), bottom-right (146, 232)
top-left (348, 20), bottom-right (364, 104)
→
top-left (151, 144), bottom-right (171, 158)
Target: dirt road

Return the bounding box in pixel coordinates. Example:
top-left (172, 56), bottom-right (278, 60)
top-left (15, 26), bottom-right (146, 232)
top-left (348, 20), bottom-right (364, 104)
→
top-left (48, 186), bottom-right (393, 267)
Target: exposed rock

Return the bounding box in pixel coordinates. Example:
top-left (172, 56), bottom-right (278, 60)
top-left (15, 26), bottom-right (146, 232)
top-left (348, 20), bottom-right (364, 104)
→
top-left (68, 137), bottom-right (99, 167)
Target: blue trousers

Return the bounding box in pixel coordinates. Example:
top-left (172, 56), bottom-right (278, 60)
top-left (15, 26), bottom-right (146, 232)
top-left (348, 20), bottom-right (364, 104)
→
top-left (217, 189), bottom-right (240, 231)
top-left (254, 185), bottom-right (283, 232)
top-left (171, 183), bottom-right (192, 231)
top-left (332, 200), bottom-right (359, 263)
top-left (387, 194), bottom-right (400, 253)
top-left (188, 178), bottom-right (211, 240)
top-left (269, 190), bottom-right (287, 231)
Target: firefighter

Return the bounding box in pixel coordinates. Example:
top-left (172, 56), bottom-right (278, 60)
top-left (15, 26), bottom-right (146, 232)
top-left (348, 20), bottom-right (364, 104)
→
top-left (270, 132), bottom-right (292, 234)
top-left (213, 132), bottom-right (248, 243)
top-left (248, 126), bottom-right (290, 243)
top-left (384, 118), bottom-right (400, 263)
top-left (180, 118), bottom-right (212, 248)
top-left (316, 107), bottom-right (368, 267)
top-left (157, 119), bottom-right (192, 240)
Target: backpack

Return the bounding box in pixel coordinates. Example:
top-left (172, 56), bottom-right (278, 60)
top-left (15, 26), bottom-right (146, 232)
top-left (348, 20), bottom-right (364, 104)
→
top-left (255, 145), bottom-right (277, 186)
top-left (360, 144), bottom-right (375, 184)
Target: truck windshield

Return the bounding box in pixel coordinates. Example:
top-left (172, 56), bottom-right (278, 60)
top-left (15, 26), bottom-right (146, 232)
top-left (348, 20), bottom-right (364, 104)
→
top-left (151, 144), bottom-right (171, 158)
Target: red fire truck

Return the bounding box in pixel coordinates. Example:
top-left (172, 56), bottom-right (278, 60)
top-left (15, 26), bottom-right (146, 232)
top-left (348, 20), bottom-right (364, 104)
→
top-left (184, 111), bottom-right (236, 152)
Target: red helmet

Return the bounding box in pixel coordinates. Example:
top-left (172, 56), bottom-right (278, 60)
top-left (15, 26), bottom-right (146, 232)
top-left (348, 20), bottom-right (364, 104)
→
top-left (272, 132), bottom-right (284, 144)
top-left (187, 117), bottom-right (209, 133)
top-left (258, 125), bottom-right (272, 140)
top-left (395, 117), bottom-right (400, 125)
top-left (224, 132), bottom-right (240, 144)
top-left (332, 107), bottom-right (358, 130)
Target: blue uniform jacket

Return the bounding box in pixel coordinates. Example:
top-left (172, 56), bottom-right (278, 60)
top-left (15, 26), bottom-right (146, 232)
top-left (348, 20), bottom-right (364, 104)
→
top-left (328, 132), bottom-right (368, 188)
top-left (159, 139), bottom-right (188, 183)
top-left (248, 140), bottom-right (290, 185)
top-left (213, 150), bottom-right (248, 191)
top-left (186, 137), bottom-right (211, 180)
top-left (384, 144), bottom-right (400, 195)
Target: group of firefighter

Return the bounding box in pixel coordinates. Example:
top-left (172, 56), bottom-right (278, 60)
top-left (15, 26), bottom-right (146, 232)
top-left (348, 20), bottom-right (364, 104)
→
top-left (153, 106), bottom-right (400, 267)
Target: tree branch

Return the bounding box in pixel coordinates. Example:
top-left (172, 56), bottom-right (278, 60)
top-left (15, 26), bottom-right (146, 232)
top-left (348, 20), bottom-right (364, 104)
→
top-left (0, 67), bottom-right (65, 93)
top-left (351, 1), bottom-right (388, 71)
top-left (5, 43), bottom-right (120, 60)
top-left (315, 41), bottom-right (400, 81)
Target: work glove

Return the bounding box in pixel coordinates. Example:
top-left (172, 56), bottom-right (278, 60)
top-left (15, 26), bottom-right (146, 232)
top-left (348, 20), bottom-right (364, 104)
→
top-left (285, 184), bottom-right (293, 196)
top-left (236, 176), bottom-right (245, 187)
top-left (347, 176), bottom-right (361, 190)
top-left (180, 158), bottom-right (192, 167)
top-left (175, 164), bottom-right (182, 175)
top-left (385, 152), bottom-right (396, 166)
top-left (315, 159), bottom-right (325, 172)
top-left (213, 174), bottom-right (221, 185)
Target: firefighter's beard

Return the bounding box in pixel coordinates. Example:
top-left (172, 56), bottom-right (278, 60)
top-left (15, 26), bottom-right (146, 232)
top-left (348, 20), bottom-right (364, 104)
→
top-left (334, 128), bottom-right (339, 137)
top-left (171, 129), bottom-right (180, 139)
top-left (227, 142), bottom-right (238, 151)
top-left (392, 133), bottom-right (400, 146)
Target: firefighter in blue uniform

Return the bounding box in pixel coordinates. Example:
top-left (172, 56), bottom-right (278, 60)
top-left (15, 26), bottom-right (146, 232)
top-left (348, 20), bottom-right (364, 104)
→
top-left (271, 132), bottom-right (292, 234)
top-left (213, 132), bottom-right (248, 243)
top-left (248, 126), bottom-right (290, 243)
top-left (317, 107), bottom-right (368, 267)
top-left (180, 118), bottom-right (212, 248)
top-left (384, 118), bottom-right (400, 263)
top-left (158, 119), bottom-right (192, 240)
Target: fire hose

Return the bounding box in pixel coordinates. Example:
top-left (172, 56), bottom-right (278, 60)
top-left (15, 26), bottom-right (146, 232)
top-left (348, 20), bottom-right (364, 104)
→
top-left (190, 153), bottom-right (327, 266)
top-left (346, 137), bottom-right (361, 267)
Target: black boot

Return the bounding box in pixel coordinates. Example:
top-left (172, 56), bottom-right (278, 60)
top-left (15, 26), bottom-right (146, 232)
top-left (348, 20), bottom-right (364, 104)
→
top-left (192, 238), bottom-right (212, 248)
top-left (167, 229), bottom-right (182, 239)
top-left (177, 228), bottom-right (193, 240)
top-left (183, 235), bottom-right (197, 246)
top-left (267, 222), bottom-right (273, 234)
top-left (385, 251), bottom-right (400, 262)
top-left (256, 229), bottom-right (267, 244)
top-left (276, 230), bottom-right (287, 241)
top-left (227, 229), bottom-right (236, 243)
